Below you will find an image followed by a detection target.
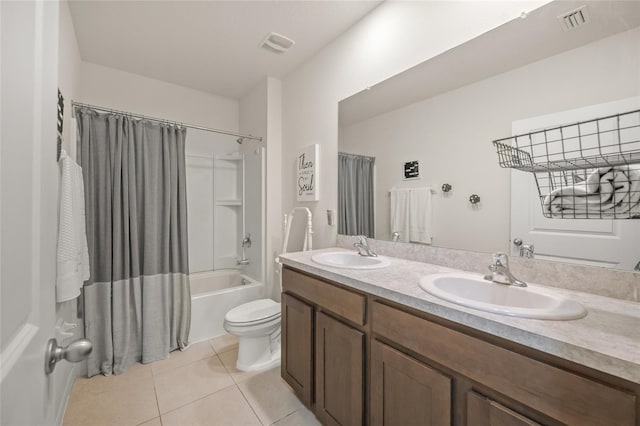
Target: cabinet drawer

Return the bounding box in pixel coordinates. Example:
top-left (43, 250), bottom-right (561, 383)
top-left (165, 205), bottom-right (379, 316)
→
top-left (283, 267), bottom-right (366, 326)
top-left (372, 301), bottom-right (636, 426)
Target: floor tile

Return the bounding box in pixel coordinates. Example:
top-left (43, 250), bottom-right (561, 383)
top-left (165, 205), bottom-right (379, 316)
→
top-left (238, 368), bottom-right (303, 425)
top-left (71, 362), bottom-right (154, 395)
top-left (137, 417), bottom-right (162, 426)
top-left (218, 349), bottom-right (264, 384)
top-left (63, 373), bottom-right (159, 426)
top-left (210, 333), bottom-right (239, 355)
top-left (270, 409), bottom-right (321, 426)
top-left (161, 386), bottom-right (261, 426)
top-left (154, 354), bottom-right (235, 414)
top-left (151, 340), bottom-right (216, 375)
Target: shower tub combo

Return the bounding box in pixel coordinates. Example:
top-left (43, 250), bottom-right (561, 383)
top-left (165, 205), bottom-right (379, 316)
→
top-left (189, 269), bottom-right (263, 343)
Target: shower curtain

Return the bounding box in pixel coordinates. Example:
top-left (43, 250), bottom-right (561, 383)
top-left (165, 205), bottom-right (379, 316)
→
top-left (338, 152), bottom-right (375, 237)
top-left (76, 108), bottom-right (191, 376)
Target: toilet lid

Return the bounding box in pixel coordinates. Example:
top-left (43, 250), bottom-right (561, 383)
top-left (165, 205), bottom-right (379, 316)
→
top-left (225, 299), bottom-right (281, 323)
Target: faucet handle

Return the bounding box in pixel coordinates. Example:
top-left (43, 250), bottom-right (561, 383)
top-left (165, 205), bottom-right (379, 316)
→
top-left (492, 252), bottom-right (509, 267)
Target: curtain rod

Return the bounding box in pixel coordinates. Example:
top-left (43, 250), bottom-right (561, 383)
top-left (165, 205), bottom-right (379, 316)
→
top-left (71, 101), bottom-right (263, 143)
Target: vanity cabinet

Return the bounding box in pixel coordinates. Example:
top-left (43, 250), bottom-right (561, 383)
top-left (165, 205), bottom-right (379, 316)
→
top-left (372, 300), bottom-right (637, 426)
top-left (370, 339), bottom-right (451, 426)
top-left (281, 267), bottom-right (366, 426)
top-left (281, 293), bottom-right (314, 407)
top-left (281, 266), bottom-right (638, 426)
top-left (466, 391), bottom-right (540, 426)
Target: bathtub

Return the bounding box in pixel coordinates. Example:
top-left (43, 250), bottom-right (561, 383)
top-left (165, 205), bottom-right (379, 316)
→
top-left (189, 269), bottom-right (264, 343)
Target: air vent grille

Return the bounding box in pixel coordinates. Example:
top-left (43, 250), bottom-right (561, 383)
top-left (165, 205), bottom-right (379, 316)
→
top-left (558, 6), bottom-right (591, 32)
top-left (260, 32), bottom-right (295, 54)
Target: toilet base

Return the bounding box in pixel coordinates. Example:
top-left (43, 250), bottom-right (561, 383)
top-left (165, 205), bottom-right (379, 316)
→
top-left (235, 333), bottom-right (281, 372)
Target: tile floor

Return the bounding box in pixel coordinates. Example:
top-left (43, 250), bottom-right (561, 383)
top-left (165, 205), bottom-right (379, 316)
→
top-left (63, 334), bottom-right (320, 426)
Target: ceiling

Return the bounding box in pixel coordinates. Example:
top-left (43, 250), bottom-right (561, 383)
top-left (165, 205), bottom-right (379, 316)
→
top-left (339, 0), bottom-right (640, 126)
top-left (69, 0), bottom-right (382, 99)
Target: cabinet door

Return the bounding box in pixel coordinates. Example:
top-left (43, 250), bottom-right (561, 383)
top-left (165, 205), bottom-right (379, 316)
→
top-left (315, 312), bottom-right (365, 426)
top-left (281, 293), bottom-right (314, 407)
top-left (467, 391), bottom-right (541, 426)
top-left (371, 340), bottom-right (452, 426)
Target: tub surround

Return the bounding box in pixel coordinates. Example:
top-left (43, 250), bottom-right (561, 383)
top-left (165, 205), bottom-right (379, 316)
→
top-left (279, 248), bottom-right (640, 384)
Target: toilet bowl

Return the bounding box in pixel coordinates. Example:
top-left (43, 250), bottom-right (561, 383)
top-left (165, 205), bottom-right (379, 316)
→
top-left (223, 298), bottom-right (281, 372)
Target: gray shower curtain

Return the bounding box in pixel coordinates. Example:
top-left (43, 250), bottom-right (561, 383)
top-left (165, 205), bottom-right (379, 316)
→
top-left (338, 152), bottom-right (375, 237)
top-left (76, 108), bottom-right (191, 376)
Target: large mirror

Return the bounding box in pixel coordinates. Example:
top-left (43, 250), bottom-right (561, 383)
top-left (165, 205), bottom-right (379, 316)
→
top-left (338, 0), bottom-right (640, 271)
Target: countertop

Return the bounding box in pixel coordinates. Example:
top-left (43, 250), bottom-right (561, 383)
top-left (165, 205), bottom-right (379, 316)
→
top-left (279, 248), bottom-right (640, 384)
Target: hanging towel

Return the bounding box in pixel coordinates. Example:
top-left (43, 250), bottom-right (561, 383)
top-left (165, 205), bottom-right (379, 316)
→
top-left (390, 188), bottom-right (410, 242)
top-left (409, 188), bottom-right (432, 244)
top-left (543, 165), bottom-right (640, 218)
top-left (56, 149), bottom-right (90, 302)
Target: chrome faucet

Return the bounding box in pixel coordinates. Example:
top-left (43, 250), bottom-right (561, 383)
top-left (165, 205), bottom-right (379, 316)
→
top-left (353, 235), bottom-right (377, 257)
top-left (484, 252), bottom-right (527, 287)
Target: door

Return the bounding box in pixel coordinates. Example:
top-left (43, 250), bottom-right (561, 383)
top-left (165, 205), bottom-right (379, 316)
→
top-left (315, 311), bottom-right (364, 426)
top-left (511, 98), bottom-right (640, 270)
top-left (281, 293), bottom-right (314, 407)
top-left (467, 391), bottom-right (541, 426)
top-left (370, 340), bottom-right (451, 426)
top-left (1, 2), bottom-right (62, 424)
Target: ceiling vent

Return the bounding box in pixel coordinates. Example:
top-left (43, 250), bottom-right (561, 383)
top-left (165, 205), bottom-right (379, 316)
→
top-left (260, 32), bottom-right (295, 54)
top-left (558, 5), bottom-right (591, 32)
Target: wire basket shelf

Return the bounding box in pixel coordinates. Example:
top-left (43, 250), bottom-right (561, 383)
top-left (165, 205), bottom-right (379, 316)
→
top-left (493, 109), bottom-right (640, 219)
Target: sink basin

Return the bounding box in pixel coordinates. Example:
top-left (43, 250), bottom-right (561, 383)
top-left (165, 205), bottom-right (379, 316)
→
top-left (311, 251), bottom-right (391, 270)
top-left (419, 273), bottom-right (587, 320)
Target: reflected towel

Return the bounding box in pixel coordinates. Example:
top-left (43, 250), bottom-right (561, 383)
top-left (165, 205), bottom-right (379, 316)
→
top-left (56, 150), bottom-right (90, 302)
top-left (390, 189), bottom-right (410, 242)
top-left (543, 165), bottom-right (640, 218)
top-left (409, 188), bottom-right (432, 244)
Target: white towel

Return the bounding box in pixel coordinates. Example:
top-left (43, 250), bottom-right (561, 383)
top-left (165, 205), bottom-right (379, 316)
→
top-left (390, 189), bottom-right (410, 242)
top-left (409, 188), bottom-right (432, 244)
top-left (543, 165), bottom-right (640, 218)
top-left (56, 150), bottom-right (90, 302)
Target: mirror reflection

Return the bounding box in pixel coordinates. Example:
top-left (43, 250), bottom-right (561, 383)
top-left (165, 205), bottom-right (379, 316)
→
top-left (338, 0), bottom-right (640, 270)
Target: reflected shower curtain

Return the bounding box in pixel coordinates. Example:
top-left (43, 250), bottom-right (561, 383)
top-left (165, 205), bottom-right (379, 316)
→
top-left (77, 108), bottom-right (191, 376)
top-left (338, 152), bottom-right (375, 237)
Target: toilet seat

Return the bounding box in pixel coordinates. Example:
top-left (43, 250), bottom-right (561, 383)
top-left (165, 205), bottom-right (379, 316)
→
top-left (225, 299), bottom-right (281, 326)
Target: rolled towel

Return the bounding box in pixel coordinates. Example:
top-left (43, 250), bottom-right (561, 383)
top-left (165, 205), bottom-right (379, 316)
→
top-left (543, 165), bottom-right (640, 218)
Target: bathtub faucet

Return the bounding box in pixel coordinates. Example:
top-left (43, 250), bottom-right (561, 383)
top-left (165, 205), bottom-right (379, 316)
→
top-left (237, 258), bottom-right (250, 266)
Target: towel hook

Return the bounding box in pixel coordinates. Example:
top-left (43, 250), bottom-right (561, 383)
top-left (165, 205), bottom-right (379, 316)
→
top-left (469, 194), bottom-right (481, 205)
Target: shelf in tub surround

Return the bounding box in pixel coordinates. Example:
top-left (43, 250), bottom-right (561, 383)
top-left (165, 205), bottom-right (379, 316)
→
top-left (278, 248), bottom-right (640, 384)
top-left (215, 199), bottom-right (242, 206)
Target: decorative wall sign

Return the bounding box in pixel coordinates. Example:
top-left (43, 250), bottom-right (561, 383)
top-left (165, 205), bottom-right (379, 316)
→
top-left (403, 160), bottom-right (420, 180)
top-left (297, 144), bottom-right (320, 201)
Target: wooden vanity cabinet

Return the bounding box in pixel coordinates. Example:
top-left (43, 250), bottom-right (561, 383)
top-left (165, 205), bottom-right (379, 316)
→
top-left (371, 300), bottom-right (637, 426)
top-left (281, 266), bottom-right (638, 426)
top-left (281, 293), bottom-right (314, 407)
top-left (281, 267), bottom-right (366, 426)
top-left (370, 339), bottom-right (451, 426)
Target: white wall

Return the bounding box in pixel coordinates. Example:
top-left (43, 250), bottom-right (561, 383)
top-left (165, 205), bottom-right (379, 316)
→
top-left (240, 77), bottom-right (283, 300)
top-left (340, 28), bottom-right (640, 253)
top-left (281, 0), bottom-right (549, 249)
top-left (79, 62), bottom-right (239, 131)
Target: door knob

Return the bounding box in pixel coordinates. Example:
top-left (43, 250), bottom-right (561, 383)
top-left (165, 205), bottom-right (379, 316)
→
top-left (513, 238), bottom-right (523, 246)
top-left (44, 337), bottom-right (92, 374)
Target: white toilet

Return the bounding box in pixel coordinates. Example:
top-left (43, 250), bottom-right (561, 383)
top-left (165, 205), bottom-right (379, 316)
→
top-left (223, 298), bottom-right (281, 371)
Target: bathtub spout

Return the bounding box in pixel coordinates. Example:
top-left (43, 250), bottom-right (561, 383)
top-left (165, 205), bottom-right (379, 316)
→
top-left (237, 258), bottom-right (250, 266)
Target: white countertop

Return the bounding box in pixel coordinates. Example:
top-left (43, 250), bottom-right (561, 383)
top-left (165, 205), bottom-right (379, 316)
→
top-left (279, 248), bottom-right (640, 384)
